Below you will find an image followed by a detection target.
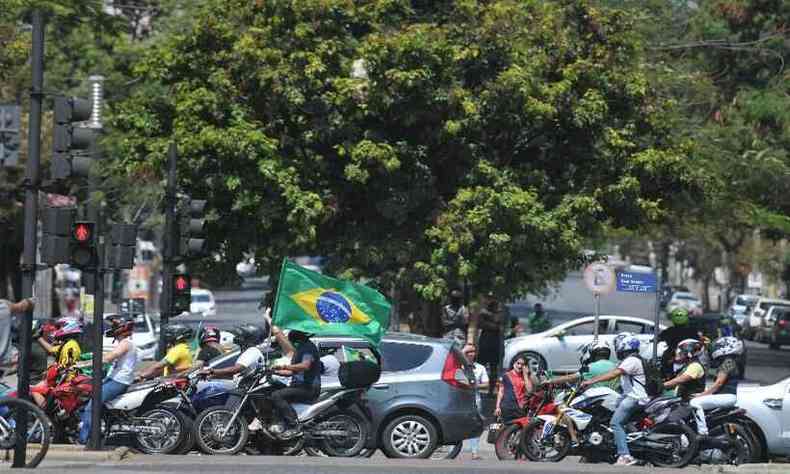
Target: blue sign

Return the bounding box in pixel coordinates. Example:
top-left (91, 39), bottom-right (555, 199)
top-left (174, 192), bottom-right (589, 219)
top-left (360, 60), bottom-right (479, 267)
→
top-left (616, 271), bottom-right (658, 293)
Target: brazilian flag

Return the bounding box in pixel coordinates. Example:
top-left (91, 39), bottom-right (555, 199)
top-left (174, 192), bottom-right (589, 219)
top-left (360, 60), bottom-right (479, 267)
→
top-left (272, 259), bottom-right (391, 346)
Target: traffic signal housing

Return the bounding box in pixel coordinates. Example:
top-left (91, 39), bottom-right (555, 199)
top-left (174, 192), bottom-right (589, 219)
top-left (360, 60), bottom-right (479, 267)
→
top-left (41, 206), bottom-right (75, 265)
top-left (0, 104), bottom-right (21, 167)
top-left (51, 96), bottom-right (97, 181)
top-left (172, 274), bottom-right (191, 315)
top-left (70, 221), bottom-right (97, 269)
top-left (107, 223), bottom-right (138, 270)
top-left (178, 199), bottom-right (207, 258)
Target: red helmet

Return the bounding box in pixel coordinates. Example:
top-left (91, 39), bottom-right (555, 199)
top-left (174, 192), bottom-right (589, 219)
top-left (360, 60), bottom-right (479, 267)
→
top-left (200, 325), bottom-right (220, 345)
top-left (52, 320), bottom-right (83, 340)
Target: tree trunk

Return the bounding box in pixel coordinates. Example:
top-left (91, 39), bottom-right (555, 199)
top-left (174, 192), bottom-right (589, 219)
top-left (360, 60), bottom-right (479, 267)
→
top-left (701, 273), bottom-right (712, 312)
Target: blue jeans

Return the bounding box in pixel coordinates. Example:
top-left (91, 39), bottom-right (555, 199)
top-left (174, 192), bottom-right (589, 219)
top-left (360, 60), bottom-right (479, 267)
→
top-left (611, 396), bottom-right (639, 456)
top-left (79, 378), bottom-right (129, 445)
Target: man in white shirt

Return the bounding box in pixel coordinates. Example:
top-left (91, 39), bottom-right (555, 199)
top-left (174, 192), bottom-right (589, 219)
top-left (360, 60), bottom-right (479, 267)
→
top-left (462, 345), bottom-right (488, 460)
top-left (203, 324), bottom-right (267, 379)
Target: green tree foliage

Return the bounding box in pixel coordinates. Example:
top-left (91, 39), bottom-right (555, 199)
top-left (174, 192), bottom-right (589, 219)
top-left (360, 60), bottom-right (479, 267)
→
top-left (109, 0), bottom-right (701, 303)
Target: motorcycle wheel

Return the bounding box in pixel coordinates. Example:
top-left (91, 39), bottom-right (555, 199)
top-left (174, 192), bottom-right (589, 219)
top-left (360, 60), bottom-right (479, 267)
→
top-left (645, 423), bottom-right (698, 468)
top-left (0, 397), bottom-right (51, 468)
top-left (133, 406), bottom-right (186, 455)
top-left (701, 424), bottom-right (751, 465)
top-left (194, 407), bottom-right (249, 455)
top-left (430, 442), bottom-right (462, 460)
top-left (317, 411), bottom-right (368, 457)
top-left (520, 418), bottom-right (571, 462)
top-left (494, 424), bottom-right (523, 460)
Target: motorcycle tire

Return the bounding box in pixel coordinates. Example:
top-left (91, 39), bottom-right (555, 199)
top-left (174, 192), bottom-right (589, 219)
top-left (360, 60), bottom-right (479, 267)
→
top-left (494, 424), bottom-right (523, 460)
top-left (194, 407), bottom-right (249, 455)
top-left (132, 406), bottom-right (186, 455)
top-left (702, 424), bottom-right (751, 465)
top-left (646, 422), bottom-right (698, 468)
top-left (317, 411), bottom-right (368, 457)
top-left (174, 411), bottom-right (196, 454)
top-left (0, 397), bottom-right (52, 468)
top-left (520, 418), bottom-right (571, 463)
top-left (431, 442), bottom-right (463, 460)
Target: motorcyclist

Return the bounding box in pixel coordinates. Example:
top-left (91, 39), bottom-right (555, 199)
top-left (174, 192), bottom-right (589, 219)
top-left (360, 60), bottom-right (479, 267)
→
top-left (30, 320), bottom-right (83, 408)
top-left (662, 338), bottom-right (706, 401)
top-left (79, 316), bottom-right (137, 444)
top-left (543, 341), bottom-right (617, 389)
top-left (658, 308), bottom-right (701, 377)
top-left (580, 333), bottom-right (649, 466)
top-left (137, 324), bottom-right (194, 380)
top-left (270, 326), bottom-right (321, 440)
top-left (195, 325), bottom-right (223, 367)
top-left (689, 336), bottom-right (743, 437)
top-left (202, 323), bottom-right (268, 379)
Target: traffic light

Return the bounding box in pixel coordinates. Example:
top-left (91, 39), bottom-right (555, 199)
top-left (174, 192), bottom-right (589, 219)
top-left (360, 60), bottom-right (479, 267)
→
top-left (41, 206), bottom-right (75, 264)
top-left (0, 104), bottom-right (21, 168)
top-left (178, 199), bottom-right (207, 258)
top-left (172, 274), bottom-right (191, 315)
top-left (107, 223), bottom-right (138, 270)
top-left (51, 96), bottom-right (97, 181)
top-left (70, 221), bottom-right (97, 269)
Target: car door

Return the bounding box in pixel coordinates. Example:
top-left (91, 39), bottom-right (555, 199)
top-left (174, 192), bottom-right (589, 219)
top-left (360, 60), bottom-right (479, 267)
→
top-left (782, 380), bottom-right (790, 449)
top-left (553, 319), bottom-right (611, 372)
top-left (614, 319), bottom-right (655, 358)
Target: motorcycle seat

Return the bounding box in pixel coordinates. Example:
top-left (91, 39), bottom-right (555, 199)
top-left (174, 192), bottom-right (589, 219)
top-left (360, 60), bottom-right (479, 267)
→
top-left (126, 380), bottom-right (159, 392)
top-left (640, 396), bottom-right (681, 409)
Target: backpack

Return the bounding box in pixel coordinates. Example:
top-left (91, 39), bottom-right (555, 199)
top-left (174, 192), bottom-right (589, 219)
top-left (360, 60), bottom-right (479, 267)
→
top-left (635, 356), bottom-right (665, 397)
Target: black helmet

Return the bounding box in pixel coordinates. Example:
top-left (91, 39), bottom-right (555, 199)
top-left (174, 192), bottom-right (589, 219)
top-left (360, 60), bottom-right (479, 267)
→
top-left (164, 324), bottom-right (193, 344)
top-left (232, 324), bottom-right (265, 349)
top-left (105, 316), bottom-right (134, 339)
top-left (287, 329), bottom-right (313, 345)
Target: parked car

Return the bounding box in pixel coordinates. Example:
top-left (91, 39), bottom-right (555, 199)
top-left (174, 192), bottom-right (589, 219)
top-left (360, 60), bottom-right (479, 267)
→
top-left (666, 291), bottom-right (703, 316)
top-left (190, 288), bottom-right (217, 318)
top-left (729, 294), bottom-right (760, 327)
top-left (207, 333), bottom-right (483, 459)
top-left (102, 312), bottom-right (159, 360)
top-left (764, 307), bottom-right (790, 350)
top-left (738, 376), bottom-right (790, 459)
top-left (502, 315), bottom-right (666, 374)
top-left (744, 298), bottom-right (790, 341)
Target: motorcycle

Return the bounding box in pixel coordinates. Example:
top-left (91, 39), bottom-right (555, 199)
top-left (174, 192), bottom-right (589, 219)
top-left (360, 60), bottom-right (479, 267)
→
top-left (667, 403), bottom-right (756, 465)
top-left (491, 386), bottom-right (558, 460)
top-left (520, 384), bottom-right (699, 467)
top-left (193, 366), bottom-right (371, 457)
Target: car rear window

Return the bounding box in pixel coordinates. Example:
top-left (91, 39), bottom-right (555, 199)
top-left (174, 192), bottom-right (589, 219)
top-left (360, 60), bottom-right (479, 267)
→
top-left (380, 342), bottom-right (433, 372)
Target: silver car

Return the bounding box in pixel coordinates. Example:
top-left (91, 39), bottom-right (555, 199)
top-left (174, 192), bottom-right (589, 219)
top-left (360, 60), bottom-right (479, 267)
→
top-left (503, 315), bottom-right (666, 374)
top-left (738, 377), bottom-right (790, 459)
top-left (208, 332), bottom-right (483, 458)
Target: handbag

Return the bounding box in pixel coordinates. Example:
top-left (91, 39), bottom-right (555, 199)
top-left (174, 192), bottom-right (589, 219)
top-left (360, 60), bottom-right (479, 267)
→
top-left (486, 418), bottom-right (503, 444)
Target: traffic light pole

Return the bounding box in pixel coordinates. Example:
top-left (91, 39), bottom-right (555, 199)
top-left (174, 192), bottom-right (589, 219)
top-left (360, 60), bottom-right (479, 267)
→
top-left (15, 9), bottom-right (44, 466)
top-left (88, 212), bottom-right (105, 450)
top-left (157, 144), bottom-right (178, 359)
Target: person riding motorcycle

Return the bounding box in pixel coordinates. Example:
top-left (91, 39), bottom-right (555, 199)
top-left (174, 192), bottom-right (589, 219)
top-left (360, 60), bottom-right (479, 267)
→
top-left (203, 323), bottom-right (268, 379)
top-left (79, 316), bottom-right (137, 444)
top-left (138, 324), bottom-right (194, 380)
top-left (195, 325), bottom-right (223, 367)
top-left (580, 333), bottom-right (649, 466)
top-left (662, 339), bottom-right (706, 401)
top-left (269, 326), bottom-right (321, 440)
top-left (658, 308), bottom-right (702, 377)
top-left (689, 336), bottom-right (743, 437)
top-left (30, 320), bottom-right (83, 408)
top-left (544, 341), bottom-right (617, 389)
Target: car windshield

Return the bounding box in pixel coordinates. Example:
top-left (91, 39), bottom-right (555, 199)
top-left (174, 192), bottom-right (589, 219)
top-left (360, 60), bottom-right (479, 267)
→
top-left (735, 296), bottom-right (758, 306)
top-left (192, 294), bottom-right (211, 303)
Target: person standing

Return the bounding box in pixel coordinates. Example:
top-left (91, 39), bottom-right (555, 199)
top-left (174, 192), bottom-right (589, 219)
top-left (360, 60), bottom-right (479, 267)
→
top-left (462, 345), bottom-right (489, 460)
top-left (79, 317), bottom-right (137, 444)
top-left (494, 356), bottom-right (537, 422)
top-left (477, 292), bottom-right (506, 393)
top-left (441, 289), bottom-right (469, 348)
top-left (527, 303), bottom-right (551, 334)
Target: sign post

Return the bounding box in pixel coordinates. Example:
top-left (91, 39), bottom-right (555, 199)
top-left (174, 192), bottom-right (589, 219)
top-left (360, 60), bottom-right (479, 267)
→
top-left (583, 263), bottom-right (616, 342)
top-left (615, 269), bottom-right (661, 359)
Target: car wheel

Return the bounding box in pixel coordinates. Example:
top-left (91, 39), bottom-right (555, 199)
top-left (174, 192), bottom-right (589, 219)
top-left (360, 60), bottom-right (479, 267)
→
top-left (381, 414), bottom-right (439, 459)
top-left (517, 351), bottom-right (546, 374)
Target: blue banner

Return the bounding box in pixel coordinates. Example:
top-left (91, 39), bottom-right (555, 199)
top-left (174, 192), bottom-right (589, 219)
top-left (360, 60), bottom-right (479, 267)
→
top-left (616, 271), bottom-right (658, 293)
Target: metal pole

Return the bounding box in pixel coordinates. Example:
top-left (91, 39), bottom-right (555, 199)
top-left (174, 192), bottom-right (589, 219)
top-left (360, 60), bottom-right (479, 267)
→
top-left (593, 292), bottom-right (601, 343)
top-left (14, 9), bottom-right (44, 467)
top-left (157, 143), bottom-right (177, 359)
top-left (88, 222), bottom-right (105, 449)
top-left (653, 273), bottom-right (662, 360)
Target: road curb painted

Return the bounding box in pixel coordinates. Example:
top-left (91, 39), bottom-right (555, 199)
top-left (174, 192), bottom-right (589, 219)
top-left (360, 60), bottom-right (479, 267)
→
top-left (712, 463), bottom-right (790, 473)
top-left (43, 445), bottom-right (133, 462)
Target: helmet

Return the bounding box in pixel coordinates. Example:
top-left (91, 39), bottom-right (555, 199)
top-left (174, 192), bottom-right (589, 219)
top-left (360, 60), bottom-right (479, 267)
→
top-left (52, 320), bottom-right (83, 340)
top-left (200, 325), bottom-right (221, 345)
top-left (590, 341), bottom-right (612, 361)
top-left (669, 308), bottom-right (690, 326)
top-left (163, 324), bottom-right (194, 344)
top-left (676, 338), bottom-right (703, 361)
top-left (711, 336), bottom-right (743, 360)
top-left (231, 324), bottom-right (266, 349)
top-left (287, 329), bottom-right (313, 345)
top-left (105, 316), bottom-right (134, 339)
top-left (614, 332), bottom-right (640, 360)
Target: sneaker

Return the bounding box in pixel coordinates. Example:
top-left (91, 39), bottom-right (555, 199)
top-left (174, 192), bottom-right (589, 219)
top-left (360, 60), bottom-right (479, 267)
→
top-left (471, 453), bottom-right (482, 460)
top-left (615, 455), bottom-right (638, 466)
top-left (248, 419), bottom-right (263, 431)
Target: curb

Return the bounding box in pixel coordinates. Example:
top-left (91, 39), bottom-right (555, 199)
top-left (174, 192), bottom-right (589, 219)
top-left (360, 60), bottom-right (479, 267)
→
top-left (43, 445), bottom-right (133, 462)
top-left (712, 464), bottom-right (790, 473)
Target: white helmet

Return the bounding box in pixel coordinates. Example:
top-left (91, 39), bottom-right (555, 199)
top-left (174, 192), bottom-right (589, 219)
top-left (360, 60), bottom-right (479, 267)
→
top-left (614, 332), bottom-right (640, 359)
top-left (711, 336), bottom-right (744, 360)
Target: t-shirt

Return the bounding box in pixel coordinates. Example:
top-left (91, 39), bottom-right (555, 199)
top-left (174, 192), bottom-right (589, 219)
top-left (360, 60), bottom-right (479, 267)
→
top-left (291, 340), bottom-right (320, 388)
top-left (658, 326), bottom-right (699, 372)
top-left (618, 356), bottom-right (648, 400)
top-left (472, 362), bottom-right (489, 386)
top-left (717, 358), bottom-right (740, 395)
top-left (236, 346), bottom-right (265, 376)
top-left (320, 354), bottom-right (340, 377)
top-left (163, 342), bottom-right (193, 376)
top-left (53, 339), bottom-right (81, 367)
top-left (676, 361), bottom-right (705, 399)
top-left (584, 359), bottom-right (618, 390)
top-left (197, 345), bottom-right (223, 364)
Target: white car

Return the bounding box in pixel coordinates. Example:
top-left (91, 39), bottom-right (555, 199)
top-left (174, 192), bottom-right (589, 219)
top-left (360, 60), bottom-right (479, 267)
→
top-left (503, 315), bottom-right (666, 374)
top-left (738, 377), bottom-right (790, 458)
top-left (190, 288), bottom-right (217, 317)
top-left (745, 298), bottom-right (790, 340)
top-left (102, 313), bottom-right (159, 360)
top-left (666, 291), bottom-right (703, 316)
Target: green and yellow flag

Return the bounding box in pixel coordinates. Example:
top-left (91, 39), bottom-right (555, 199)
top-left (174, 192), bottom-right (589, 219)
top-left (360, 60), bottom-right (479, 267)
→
top-left (272, 259), bottom-right (391, 346)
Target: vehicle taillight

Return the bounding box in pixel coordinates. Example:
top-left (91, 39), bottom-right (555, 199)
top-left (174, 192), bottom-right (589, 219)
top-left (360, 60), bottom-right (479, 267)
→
top-left (639, 417), bottom-right (655, 430)
top-left (441, 350), bottom-right (471, 389)
top-left (779, 320), bottom-right (787, 328)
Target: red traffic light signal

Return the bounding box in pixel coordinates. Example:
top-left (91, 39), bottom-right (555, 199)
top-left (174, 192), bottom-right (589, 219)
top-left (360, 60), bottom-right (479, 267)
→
top-left (172, 274), bottom-right (191, 316)
top-left (70, 221), bottom-right (96, 269)
top-left (73, 222), bottom-right (92, 242)
top-left (174, 275), bottom-right (189, 292)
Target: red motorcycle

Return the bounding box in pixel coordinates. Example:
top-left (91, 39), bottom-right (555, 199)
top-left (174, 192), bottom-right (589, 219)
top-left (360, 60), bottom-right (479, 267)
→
top-left (492, 388), bottom-right (558, 460)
